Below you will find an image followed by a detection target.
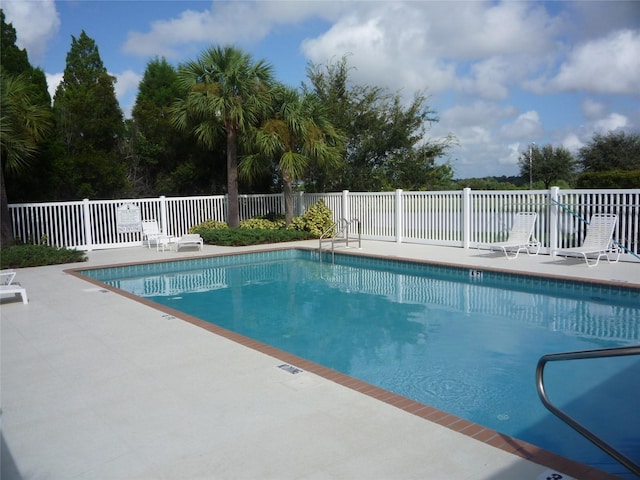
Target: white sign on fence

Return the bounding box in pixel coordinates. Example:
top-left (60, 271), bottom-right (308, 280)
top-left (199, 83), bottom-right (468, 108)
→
top-left (116, 203), bottom-right (142, 233)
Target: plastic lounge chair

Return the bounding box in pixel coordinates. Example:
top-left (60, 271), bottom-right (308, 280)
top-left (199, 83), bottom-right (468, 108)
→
top-left (554, 214), bottom-right (620, 267)
top-left (142, 219), bottom-right (164, 248)
top-left (176, 234), bottom-right (203, 251)
top-left (477, 212), bottom-right (540, 260)
top-left (0, 269), bottom-right (28, 304)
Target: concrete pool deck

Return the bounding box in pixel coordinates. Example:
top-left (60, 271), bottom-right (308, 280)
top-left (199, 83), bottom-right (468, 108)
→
top-left (1, 241), bottom-right (638, 480)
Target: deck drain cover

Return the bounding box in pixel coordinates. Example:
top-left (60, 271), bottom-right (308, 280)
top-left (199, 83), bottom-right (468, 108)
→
top-left (537, 470), bottom-right (574, 480)
top-left (83, 288), bottom-right (109, 293)
top-left (277, 364), bottom-right (303, 374)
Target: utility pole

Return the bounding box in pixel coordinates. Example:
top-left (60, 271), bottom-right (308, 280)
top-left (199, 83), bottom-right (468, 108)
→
top-left (529, 143), bottom-right (535, 189)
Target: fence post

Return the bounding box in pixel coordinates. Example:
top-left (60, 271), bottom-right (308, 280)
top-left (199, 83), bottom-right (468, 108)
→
top-left (550, 186), bottom-right (560, 256)
top-left (159, 195), bottom-right (168, 235)
top-left (395, 189), bottom-right (403, 244)
top-left (295, 191), bottom-right (304, 217)
top-left (342, 190), bottom-right (349, 221)
top-left (462, 188), bottom-right (471, 249)
top-left (82, 198), bottom-right (93, 251)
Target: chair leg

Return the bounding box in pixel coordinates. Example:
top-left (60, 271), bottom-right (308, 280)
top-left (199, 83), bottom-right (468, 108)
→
top-left (584, 252), bottom-right (605, 267)
top-left (504, 246), bottom-right (523, 260)
top-left (16, 288), bottom-right (28, 304)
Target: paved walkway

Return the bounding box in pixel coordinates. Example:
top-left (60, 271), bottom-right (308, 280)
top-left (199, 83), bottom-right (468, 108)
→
top-left (2, 241), bottom-right (637, 480)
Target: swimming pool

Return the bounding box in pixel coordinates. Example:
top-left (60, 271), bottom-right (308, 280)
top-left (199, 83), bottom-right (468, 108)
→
top-left (80, 249), bottom-right (640, 478)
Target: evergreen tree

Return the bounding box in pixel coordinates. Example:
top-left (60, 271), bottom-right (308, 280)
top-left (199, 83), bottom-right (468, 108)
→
top-left (130, 57), bottom-right (220, 196)
top-left (0, 10), bottom-right (29, 75)
top-left (52, 31), bottom-right (126, 199)
top-left (576, 131), bottom-right (640, 188)
top-left (0, 12), bottom-right (51, 107)
top-left (578, 131), bottom-right (640, 172)
top-left (304, 56), bottom-right (453, 191)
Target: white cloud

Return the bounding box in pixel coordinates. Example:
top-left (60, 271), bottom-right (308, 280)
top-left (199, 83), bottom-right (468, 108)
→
top-left (122, 1), bottom-right (345, 58)
top-left (2, 0), bottom-right (60, 63)
top-left (440, 102), bottom-right (517, 128)
top-left (500, 111), bottom-right (543, 141)
top-left (300, 7), bottom-right (462, 93)
top-left (549, 29), bottom-right (640, 94)
top-left (300, 1), bottom-right (562, 101)
top-left (123, 8), bottom-right (234, 58)
top-left (120, 1), bottom-right (566, 104)
top-left (113, 70), bottom-right (142, 102)
top-left (433, 1), bottom-right (560, 59)
top-left (592, 113), bottom-right (628, 133)
top-left (46, 72), bottom-right (63, 102)
top-left (581, 99), bottom-right (605, 120)
top-left (432, 102), bottom-right (528, 178)
top-left (459, 57), bottom-right (512, 100)
top-left (561, 1), bottom-right (640, 40)
top-left (553, 110), bottom-right (630, 157)
top-left (113, 70), bottom-right (143, 118)
top-left (561, 133), bottom-right (584, 153)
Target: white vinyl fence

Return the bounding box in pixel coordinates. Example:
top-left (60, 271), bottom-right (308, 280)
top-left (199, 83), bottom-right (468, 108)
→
top-left (7, 188), bottom-right (640, 262)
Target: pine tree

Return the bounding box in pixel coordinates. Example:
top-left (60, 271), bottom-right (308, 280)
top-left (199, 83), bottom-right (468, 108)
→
top-left (51, 31), bottom-right (127, 199)
top-left (130, 57), bottom-right (213, 196)
top-left (1, 10), bottom-right (30, 75)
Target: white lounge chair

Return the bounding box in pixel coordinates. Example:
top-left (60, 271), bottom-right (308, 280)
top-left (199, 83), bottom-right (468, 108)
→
top-left (0, 269), bottom-right (28, 304)
top-left (142, 219), bottom-right (164, 248)
top-left (554, 214), bottom-right (620, 267)
top-left (477, 212), bottom-right (540, 259)
top-left (176, 234), bottom-right (203, 251)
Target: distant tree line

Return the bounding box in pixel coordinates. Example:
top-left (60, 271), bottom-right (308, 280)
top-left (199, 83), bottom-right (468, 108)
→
top-left (457, 131), bottom-right (640, 190)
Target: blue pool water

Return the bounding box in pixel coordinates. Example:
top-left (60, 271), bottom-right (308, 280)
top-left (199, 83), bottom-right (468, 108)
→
top-left (81, 249), bottom-right (640, 478)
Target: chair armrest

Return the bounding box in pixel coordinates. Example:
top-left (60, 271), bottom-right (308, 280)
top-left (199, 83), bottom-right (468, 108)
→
top-left (0, 270), bottom-right (17, 285)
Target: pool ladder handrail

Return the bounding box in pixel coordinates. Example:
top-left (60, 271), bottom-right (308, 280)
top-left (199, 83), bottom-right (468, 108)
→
top-left (319, 218), bottom-right (362, 261)
top-left (536, 345), bottom-right (640, 477)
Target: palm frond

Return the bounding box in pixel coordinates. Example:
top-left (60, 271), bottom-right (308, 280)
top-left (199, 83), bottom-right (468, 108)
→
top-left (1, 73), bottom-right (52, 173)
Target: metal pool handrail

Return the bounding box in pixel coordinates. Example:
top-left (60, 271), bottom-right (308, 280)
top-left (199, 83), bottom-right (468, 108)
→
top-left (319, 218), bottom-right (362, 261)
top-left (536, 345), bottom-right (640, 477)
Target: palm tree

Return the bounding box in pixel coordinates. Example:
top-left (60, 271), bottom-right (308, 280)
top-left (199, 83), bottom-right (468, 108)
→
top-left (1, 73), bottom-right (52, 246)
top-left (241, 85), bottom-right (343, 225)
top-left (171, 46), bottom-right (274, 227)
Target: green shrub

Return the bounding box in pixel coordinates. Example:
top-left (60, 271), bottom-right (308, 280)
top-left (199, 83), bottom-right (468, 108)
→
top-left (198, 228), bottom-right (314, 246)
top-left (0, 245), bottom-right (87, 268)
top-left (239, 218), bottom-right (286, 230)
top-left (188, 201), bottom-right (333, 246)
top-left (291, 200), bottom-right (335, 237)
top-left (576, 170), bottom-right (640, 188)
top-left (189, 220), bottom-right (229, 234)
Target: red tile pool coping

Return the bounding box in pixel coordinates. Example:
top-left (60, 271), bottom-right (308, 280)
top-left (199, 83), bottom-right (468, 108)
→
top-left (66, 248), bottom-right (635, 480)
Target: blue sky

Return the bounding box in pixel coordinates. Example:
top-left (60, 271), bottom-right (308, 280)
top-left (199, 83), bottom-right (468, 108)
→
top-left (4, 0), bottom-right (639, 179)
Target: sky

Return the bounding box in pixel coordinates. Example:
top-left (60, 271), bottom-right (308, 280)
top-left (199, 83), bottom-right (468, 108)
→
top-left (3, 0), bottom-right (640, 179)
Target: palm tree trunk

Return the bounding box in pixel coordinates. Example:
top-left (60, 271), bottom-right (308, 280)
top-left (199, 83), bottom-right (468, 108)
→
top-left (1, 167), bottom-right (14, 247)
top-left (226, 127), bottom-right (240, 228)
top-left (283, 175), bottom-right (293, 226)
